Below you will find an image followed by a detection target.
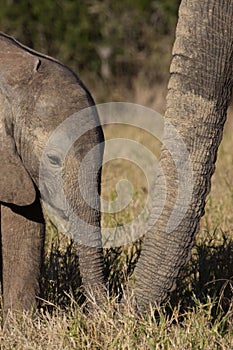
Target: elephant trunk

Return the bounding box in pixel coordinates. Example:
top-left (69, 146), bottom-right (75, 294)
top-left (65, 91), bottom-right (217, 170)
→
top-left (135, 0), bottom-right (233, 309)
top-left (64, 125), bottom-right (105, 302)
top-left (76, 244), bottom-right (105, 301)
top-left (73, 196), bottom-right (105, 304)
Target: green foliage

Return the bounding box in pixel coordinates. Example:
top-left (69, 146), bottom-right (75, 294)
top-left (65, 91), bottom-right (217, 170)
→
top-left (0, 0), bottom-right (180, 87)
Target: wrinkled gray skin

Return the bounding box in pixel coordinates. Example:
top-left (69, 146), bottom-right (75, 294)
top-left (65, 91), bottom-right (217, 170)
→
top-left (135, 0), bottom-right (233, 310)
top-left (0, 32), bottom-right (105, 320)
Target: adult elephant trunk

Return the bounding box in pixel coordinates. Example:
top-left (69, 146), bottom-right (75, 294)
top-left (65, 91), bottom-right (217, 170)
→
top-left (135, 0), bottom-right (233, 309)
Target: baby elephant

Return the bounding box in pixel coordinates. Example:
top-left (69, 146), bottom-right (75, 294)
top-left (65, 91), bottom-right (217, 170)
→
top-left (0, 32), bottom-right (105, 321)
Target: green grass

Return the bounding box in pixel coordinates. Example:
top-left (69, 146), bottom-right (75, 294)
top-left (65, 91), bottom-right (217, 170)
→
top-left (1, 102), bottom-right (233, 349)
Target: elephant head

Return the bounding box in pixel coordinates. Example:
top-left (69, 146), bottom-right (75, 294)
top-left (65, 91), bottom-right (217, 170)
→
top-left (134, 0), bottom-right (233, 309)
top-left (0, 32), bottom-right (105, 317)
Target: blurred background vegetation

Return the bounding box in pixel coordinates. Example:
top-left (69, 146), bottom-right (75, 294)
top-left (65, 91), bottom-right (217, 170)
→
top-left (0, 0), bottom-right (180, 104)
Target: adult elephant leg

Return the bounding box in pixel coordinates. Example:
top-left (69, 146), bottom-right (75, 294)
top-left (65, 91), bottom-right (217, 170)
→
top-left (1, 198), bottom-right (45, 320)
top-left (135, 0), bottom-right (233, 309)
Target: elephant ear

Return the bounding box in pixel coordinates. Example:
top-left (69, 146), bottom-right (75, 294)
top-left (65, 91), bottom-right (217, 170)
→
top-left (0, 101), bottom-right (36, 207)
top-left (0, 138), bottom-right (36, 206)
top-left (0, 36), bottom-right (40, 206)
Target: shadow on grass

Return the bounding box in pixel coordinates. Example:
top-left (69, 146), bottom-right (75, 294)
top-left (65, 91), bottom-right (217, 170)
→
top-left (169, 230), bottom-right (233, 320)
top-left (103, 239), bottom-right (142, 297)
top-left (40, 233), bottom-right (83, 310)
top-left (40, 228), bottom-right (142, 310)
top-left (40, 222), bottom-right (233, 326)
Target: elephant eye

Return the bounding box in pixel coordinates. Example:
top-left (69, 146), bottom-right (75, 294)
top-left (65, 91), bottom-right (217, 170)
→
top-left (47, 154), bottom-right (62, 167)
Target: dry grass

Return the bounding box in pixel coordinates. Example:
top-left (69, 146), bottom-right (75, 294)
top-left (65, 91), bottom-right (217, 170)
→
top-left (0, 89), bottom-right (233, 349)
top-left (1, 295), bottom-right (233, 349)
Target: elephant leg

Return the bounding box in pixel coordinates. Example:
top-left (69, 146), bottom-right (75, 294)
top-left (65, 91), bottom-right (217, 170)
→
top-left (1, 198), bottom-right (45, 320)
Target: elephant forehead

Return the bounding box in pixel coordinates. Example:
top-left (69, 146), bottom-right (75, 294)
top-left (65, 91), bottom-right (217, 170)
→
top-left (31, 127), bottom-right (50, 154)
top-left (31, 127), bottom-right (73, 160)
top-left (33, 95), bottom-right (71, 128)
